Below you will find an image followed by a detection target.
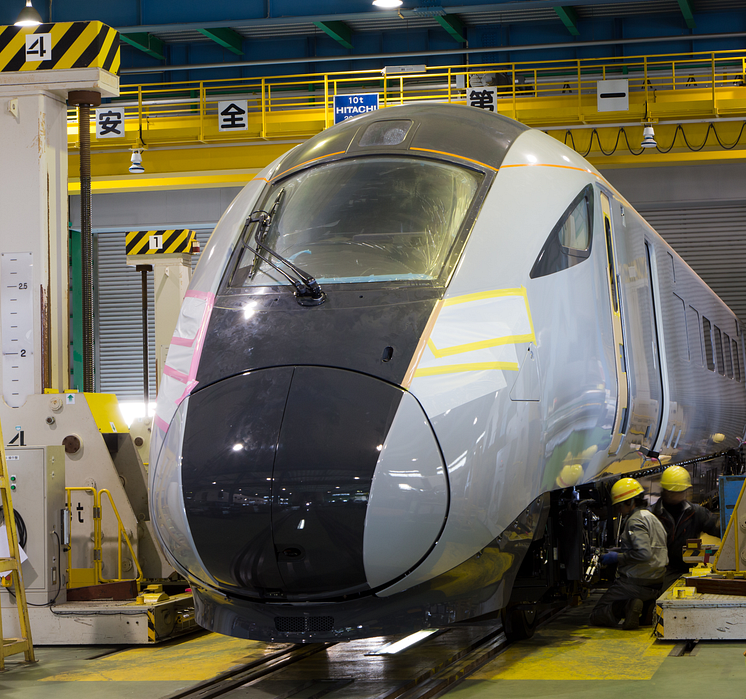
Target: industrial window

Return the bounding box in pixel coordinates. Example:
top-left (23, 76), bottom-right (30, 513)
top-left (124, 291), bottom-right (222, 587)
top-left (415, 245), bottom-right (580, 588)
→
top-left (673, 294), bottom-right (687, 361)
top-left (604, 218), bottom-right (619, 314)
top-left (688, 306), bottom-right (702, 366)
top-left (231, 156), bottom-right (483, 287)
top-left (733, 338), bottom-right (742, 382)
top-left (724, 332), bottom-right (734, 378)
top-left (529, 185), bottom-right (593, 279)
top-left (702, 316), bottom-right (715, 371)
top-left (714, 325), bottom-right (725, 376)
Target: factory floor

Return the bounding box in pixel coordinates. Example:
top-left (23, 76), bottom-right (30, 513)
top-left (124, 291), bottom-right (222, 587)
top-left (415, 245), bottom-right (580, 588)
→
top-left (450, 599), bottom-right (746, 699)
top-left (2, 593), bottom-right (745, 699)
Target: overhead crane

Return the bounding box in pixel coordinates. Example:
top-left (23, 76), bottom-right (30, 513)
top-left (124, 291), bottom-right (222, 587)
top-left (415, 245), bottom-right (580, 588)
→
top-left (66, 48), bottom-right (746, 194)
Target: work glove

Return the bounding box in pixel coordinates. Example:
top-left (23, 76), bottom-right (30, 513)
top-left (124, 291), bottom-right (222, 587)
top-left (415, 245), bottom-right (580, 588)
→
top-left (601, 551), bottom-right (619, 565)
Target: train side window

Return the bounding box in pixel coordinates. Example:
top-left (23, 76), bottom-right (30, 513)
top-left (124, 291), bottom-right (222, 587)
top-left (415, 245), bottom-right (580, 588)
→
top-left (688, 306), bottom-right (703, 366)
top-left (673, 294), bottom-right (688, 361)
top-left (529, 184), bottom-right (593, 279)
top-left (733, 338), bottom-right (742, 381)
top-left (714, 325), bottom-right (726, 376)
top-left (724, 332), bottom-right (734, 378)
top-left (604, 219), bottom-right (619, 314)
top-left (702, 316), bottom-right (715, 371)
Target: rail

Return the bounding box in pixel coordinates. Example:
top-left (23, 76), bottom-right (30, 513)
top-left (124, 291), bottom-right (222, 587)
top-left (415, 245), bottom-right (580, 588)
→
top-left (67, 48), bottom-right (746, 151)
top-left (65, 486), bottom-right (144, 588)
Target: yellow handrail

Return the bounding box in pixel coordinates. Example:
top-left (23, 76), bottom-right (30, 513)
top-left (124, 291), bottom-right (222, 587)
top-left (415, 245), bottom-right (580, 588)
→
top-left (66, 48), bottom-right (746, 150)
top-left (65, 486), bottom-right (143, 587)
top-left (98, 489), bottom-right (144, 584)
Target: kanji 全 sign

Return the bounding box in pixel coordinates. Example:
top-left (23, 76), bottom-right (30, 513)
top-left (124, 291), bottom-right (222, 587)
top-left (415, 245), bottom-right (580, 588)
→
top-left (468, 87), bottom-right (498, 112)
top-left (333, 94), bottom-right (379, 125)
top-left (96, 107), bottom-right (125, 139)
top-left (218, 100), bottom-right (248, 131)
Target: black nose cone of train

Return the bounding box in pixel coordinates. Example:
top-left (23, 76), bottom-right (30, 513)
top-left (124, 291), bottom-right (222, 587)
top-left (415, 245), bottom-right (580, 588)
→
top-left (181, 366), bottom-right (445, 600)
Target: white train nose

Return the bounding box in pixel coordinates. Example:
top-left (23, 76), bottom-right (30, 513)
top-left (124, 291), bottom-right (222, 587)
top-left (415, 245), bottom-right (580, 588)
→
top-left (165, 366), bottom-right (448, 600)
top-left (363, 391), bottom-right (449, 588)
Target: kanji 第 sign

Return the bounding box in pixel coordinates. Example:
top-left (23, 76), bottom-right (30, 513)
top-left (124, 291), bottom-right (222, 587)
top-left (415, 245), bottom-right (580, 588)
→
top-left (468, 87), bottom-right (498, 112)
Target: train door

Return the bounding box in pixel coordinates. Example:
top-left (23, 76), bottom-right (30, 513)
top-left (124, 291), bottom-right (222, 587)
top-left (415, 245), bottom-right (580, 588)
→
top-left (599, 191), bottom-right (629, 455)
top-left (605, 192), bottom-right (667, 456)
top-left (641, 239), bottom-right (668, 453)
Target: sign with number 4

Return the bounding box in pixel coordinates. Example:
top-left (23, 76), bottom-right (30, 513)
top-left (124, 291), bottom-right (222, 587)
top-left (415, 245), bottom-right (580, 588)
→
top-left (25, 33), bottom-right (52, 62)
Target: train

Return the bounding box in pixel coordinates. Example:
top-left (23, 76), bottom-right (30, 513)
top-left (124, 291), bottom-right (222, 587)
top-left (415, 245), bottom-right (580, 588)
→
top-left (148, 103), bottom-right (746, 642)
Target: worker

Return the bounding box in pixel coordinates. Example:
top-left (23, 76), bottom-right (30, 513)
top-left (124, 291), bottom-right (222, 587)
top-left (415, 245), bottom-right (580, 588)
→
top-left (651, 465), bottom-right (721, 589)
top-left (589, 477), bottom-right (668, 630)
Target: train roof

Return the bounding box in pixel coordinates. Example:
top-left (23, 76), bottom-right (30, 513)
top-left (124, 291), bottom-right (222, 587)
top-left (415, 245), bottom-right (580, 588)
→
top-left (275, 103), bottom-right (530, 178)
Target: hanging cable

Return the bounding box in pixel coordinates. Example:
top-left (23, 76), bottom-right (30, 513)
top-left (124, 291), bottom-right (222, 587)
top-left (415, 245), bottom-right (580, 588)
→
top-left (0, 507), bottom-right (27, 549)
top-left (559, 120), bottom-right (746, 157)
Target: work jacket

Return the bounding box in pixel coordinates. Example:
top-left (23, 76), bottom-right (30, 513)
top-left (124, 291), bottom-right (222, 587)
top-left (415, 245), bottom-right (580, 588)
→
top-left (617, 507), bottom-right (668, 584)
top-left (651, 499), bottom-right (721, 573)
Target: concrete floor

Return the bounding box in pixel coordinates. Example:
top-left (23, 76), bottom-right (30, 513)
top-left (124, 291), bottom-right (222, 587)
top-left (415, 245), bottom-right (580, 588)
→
top-left (450, 601), bottom-right (746, 699)
top-left (3, 596), bottom-right (745, 699)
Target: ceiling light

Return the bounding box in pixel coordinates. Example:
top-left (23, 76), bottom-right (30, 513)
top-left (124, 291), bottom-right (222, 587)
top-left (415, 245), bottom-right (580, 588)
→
top-left (14, 0), bottom-right (42, 26)
top-left (373, 0), bottom-right (403, 7)
top-left (129, 149), bottom-right (144, 174)
top-left (641, 125), bottom-right (657, 149)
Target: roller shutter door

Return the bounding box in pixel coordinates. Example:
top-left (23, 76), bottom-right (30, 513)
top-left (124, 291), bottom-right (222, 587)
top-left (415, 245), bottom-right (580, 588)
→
top-left (638, 205), bottom-right (746, 325)
top-left (95, 229), bottom-right (212, 400)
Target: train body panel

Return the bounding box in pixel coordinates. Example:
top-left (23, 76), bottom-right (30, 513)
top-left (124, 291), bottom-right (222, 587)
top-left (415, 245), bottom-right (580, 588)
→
top-left (148, 104), bottom-right (746, 642)
top-left (383, 130), bottom-right (618, 594)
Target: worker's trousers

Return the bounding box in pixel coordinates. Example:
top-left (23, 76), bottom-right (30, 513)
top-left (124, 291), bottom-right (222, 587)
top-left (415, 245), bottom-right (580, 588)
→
top-left (589, 576), bottom-right (663, 627)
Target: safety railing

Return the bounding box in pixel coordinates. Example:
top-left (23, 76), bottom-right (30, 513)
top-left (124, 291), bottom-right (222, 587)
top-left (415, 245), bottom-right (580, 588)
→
top-left (67, 48), bottom-right (746, 149)
top-left (65, 486), bottom-right (144, 588)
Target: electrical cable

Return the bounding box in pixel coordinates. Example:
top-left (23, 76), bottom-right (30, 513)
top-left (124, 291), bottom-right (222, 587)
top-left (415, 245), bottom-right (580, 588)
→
top-left (0, 507), bottom-right (27, 549)
top-left (559, 120), bottom-right (746, 157)
top-left (5, 530), bottom-right (64, 607)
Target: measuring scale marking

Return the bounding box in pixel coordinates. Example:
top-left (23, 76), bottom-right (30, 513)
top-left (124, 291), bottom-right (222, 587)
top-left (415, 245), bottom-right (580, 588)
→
top-left (2, 253), bottom-right (34, 407)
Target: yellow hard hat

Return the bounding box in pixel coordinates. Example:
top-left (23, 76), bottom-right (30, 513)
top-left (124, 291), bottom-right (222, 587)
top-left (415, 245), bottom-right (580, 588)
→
top-left (556, 463), bottom-right (584, 488)
top-left (660, 465), bottom-right (692, 492)
top-left (610, 477), bottom-right (644, 505)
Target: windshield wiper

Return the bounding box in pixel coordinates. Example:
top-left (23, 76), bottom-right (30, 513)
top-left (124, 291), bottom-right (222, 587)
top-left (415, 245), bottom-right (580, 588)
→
top-left (240, 203), bottom-right (326, 306)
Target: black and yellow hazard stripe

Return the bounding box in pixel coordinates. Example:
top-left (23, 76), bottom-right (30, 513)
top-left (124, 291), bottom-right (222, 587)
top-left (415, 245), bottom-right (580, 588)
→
top-left (0, 22), bottom-right (119, 74)
top-left (653, 604), bottom-right (664, 637)
top-left (147, 609), bottom-right (157, 643)
top-left (126, 230), bottom-right (198, 255)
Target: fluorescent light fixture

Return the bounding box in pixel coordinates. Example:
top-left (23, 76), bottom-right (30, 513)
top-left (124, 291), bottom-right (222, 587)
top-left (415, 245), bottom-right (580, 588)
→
top-left (368, 629), bottom-right (440, 655)
top-left (15, 0), bottom-right (42, 26)
top-left (382, 64), bottom-right (426, 76)
top-left (373, 0), bottom-right (403, 6)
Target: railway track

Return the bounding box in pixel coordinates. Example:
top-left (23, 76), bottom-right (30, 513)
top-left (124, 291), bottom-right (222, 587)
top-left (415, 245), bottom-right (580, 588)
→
top-left (161, 620), bottom-right (513, 699)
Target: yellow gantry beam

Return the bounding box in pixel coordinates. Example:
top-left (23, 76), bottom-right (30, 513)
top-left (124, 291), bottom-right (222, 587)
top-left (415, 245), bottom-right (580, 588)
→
top-left (67, 49), bottom-right (746, 192)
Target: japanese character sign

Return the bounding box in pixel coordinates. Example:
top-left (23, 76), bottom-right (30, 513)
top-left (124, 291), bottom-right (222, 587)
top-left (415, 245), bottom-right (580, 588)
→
top-left (218, 100), bottom-right (248, 131)
top-left (96, 107), bottom-right (125, 139)
top-left (468, 87), bottom-right (498, 112)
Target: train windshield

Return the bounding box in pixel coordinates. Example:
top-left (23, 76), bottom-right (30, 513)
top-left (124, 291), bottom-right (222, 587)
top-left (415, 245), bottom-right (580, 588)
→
top-left (232, 157), bottom-right (482, 287)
